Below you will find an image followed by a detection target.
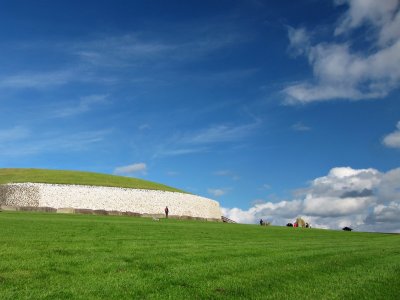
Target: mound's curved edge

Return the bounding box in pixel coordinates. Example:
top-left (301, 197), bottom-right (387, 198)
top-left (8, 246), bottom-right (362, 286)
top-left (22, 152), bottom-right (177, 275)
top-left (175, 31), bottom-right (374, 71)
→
top-left (0, 183), bottom-right (222, 220)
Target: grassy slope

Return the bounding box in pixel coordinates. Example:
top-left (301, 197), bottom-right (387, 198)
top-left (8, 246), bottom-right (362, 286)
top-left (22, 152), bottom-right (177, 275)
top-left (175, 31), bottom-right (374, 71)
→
top-left (0, 212), bottom-right (399, 299)
top-left (0, 168), bottom-right (185, 193)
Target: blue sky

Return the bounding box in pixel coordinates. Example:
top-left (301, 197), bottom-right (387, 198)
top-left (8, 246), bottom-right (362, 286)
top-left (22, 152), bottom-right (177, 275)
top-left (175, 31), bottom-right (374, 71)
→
top-left (1, 0), bottom-right (400, 232)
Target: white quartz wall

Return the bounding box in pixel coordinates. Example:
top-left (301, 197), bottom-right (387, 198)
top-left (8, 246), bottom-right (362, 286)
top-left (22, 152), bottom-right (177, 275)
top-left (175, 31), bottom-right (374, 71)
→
top-left (1, 183), bottom-right (222, 219)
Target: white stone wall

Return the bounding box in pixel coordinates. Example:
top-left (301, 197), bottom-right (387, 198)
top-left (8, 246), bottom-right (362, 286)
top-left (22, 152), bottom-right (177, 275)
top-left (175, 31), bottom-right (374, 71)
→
top-left (0, 183), bottom-right (222, 219)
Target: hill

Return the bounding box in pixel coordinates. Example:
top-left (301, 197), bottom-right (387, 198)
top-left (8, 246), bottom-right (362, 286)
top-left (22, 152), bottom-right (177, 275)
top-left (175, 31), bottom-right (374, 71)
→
top-left (0, 168), bottom-right (185, 193)
top-left (0, 212), bottom-right (399, 299)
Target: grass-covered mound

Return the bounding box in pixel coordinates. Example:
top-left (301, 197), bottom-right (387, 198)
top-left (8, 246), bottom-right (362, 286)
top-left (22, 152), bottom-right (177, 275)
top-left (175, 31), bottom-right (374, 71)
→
top-left (0, 211), bottom-right (399, 299)
top-left (0, 168), bottom-right (185, 193)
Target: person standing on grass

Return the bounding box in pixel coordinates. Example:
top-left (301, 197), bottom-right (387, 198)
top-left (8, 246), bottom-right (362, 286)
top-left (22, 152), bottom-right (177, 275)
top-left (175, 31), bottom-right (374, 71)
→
top-left (164, 206), bottom-right (169, 218)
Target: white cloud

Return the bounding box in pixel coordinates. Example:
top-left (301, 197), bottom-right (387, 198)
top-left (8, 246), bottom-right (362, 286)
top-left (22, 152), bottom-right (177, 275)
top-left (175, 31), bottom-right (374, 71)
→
top-left (0, 30), bottom-right (237, 91)
top-left (259, 183), bottom-right (271, 190)
top-left (114, 163), bottom-right (147, 176)
top-left (383, 121), bottom-right (400, 148)
top-left (378, 168), bottom-right (400, 202)
top-left (291, 122), bottom-right (311, 131)
top-left (0, 70), bottom-right (74, 89)
top-left (214, 170), bottom-right (240, 180)
top-left (153, 119), bottom-right (261, 158)
top-left (334, 0), bottom-right (400, 46)
top-left (287, 26), bottom-right (310, 57)
top-left (222, 200), bottom-right (303, 225)
top-left (73, 35), bottom-right (176, 67)
top-left (187, 121), bottom-right (261, 145)
top-left (0, 126), bottom-right (30, 142)
top-left (53, 130), bottom-right (109, 151)
top-left (0, 129), bottom-right (111, 156)
top-left (154, 147), bottom-right (209, 158)
top-left (138, 124), bottom-right (151, 131)
top-left (208, 188), bottom-right (230, 197)
top-left (53, 94), bottom-right (110, 118)
top-left (308, 167), bottom-right (380, 195)
top-left (73, 30), bottom-right (241, 68)
top-left (303, 195), bottom-right (372, 217)
top-left (221, 207), bottom-right (260, 224)
top-left (284, 0), bottom-right (400, 104)
top-left (366, 202), bottom-right (400, 223)
top-left (222, 166), bottom-right (400, 233)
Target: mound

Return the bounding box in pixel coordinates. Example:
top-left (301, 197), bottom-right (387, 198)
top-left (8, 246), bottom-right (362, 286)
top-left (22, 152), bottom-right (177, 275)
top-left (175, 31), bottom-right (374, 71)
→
top-left (0, 169), bottom-right (222, 220)
top-left (0, 168), bottom-right (184, 192)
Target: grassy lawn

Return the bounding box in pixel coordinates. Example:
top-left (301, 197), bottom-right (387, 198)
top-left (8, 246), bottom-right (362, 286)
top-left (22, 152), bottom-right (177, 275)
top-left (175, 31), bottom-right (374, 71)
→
top-left (0, 168), bottom-right (185, 193)
top-left (0, 212), bottom-right (399, 299)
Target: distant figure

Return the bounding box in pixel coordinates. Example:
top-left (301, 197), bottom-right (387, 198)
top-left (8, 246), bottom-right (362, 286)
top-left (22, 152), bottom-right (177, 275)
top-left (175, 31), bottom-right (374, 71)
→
top-left (164, 206), bottom-right (169, 218)
top-left (305, 223), bottom-right (309, 228)
top-left (286, 223), bottom-right (293, 227)
top-left (343, 226), bottom-right (352, 231)
top-left (293, 222), bottom-right (298, 228)
top-left (260, 219), bottom-right (264, 226)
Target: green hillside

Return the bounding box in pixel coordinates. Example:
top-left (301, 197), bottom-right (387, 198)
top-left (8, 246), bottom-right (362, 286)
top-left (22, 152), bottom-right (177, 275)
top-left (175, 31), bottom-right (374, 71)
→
top-left (0, 168), bottom-right (185, 193)
top-left (0, 212), bottom-right (399, 299)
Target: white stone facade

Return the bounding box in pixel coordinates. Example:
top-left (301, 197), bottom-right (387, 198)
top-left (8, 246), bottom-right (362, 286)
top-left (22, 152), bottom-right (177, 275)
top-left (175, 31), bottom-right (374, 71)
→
top-left (0, 183), bottom-right (222, 220)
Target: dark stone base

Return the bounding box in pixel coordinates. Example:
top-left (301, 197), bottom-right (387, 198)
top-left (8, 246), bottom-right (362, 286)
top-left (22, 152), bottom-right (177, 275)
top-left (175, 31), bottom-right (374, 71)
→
top-left (0, 205), bottom-right (222, 222)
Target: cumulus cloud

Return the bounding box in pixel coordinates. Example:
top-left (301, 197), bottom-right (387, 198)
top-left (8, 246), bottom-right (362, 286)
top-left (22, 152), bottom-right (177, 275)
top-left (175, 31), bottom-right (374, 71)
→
top-left (378, 168), bottom-right (400, 202)
top-left (366, 202), bottom-right (400, 223)
top-left (114, 163), bottom-right (147, 176)
top-left (383, 121), bottom-right (400, 148)
top-left (334, 0), bottom-right (400, 46)
top-left (222, 166), bottom-right (400, 233)
top-left (222, 200), bottom-right (303, 225)
top-left (284, 0), bottom-right (400, 104)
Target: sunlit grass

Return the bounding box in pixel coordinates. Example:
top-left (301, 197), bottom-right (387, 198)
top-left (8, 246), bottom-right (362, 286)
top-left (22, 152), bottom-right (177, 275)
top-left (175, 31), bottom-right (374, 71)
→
top-left (0, 168), bottom-right (185, 193)
top-left (0, 211), bottom-right (399, 299)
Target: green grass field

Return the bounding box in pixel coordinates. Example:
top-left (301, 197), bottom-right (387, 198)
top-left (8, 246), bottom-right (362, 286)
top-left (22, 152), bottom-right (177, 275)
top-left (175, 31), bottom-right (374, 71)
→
top-left (0, 212), bottom-right (399, 299)
top-left (0, 168), bottom-right (185, 193)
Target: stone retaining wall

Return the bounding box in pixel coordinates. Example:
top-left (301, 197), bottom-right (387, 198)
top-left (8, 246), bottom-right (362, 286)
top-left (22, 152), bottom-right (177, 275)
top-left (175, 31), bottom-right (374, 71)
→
top-left (0, 183), bottom-right (222, 220)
